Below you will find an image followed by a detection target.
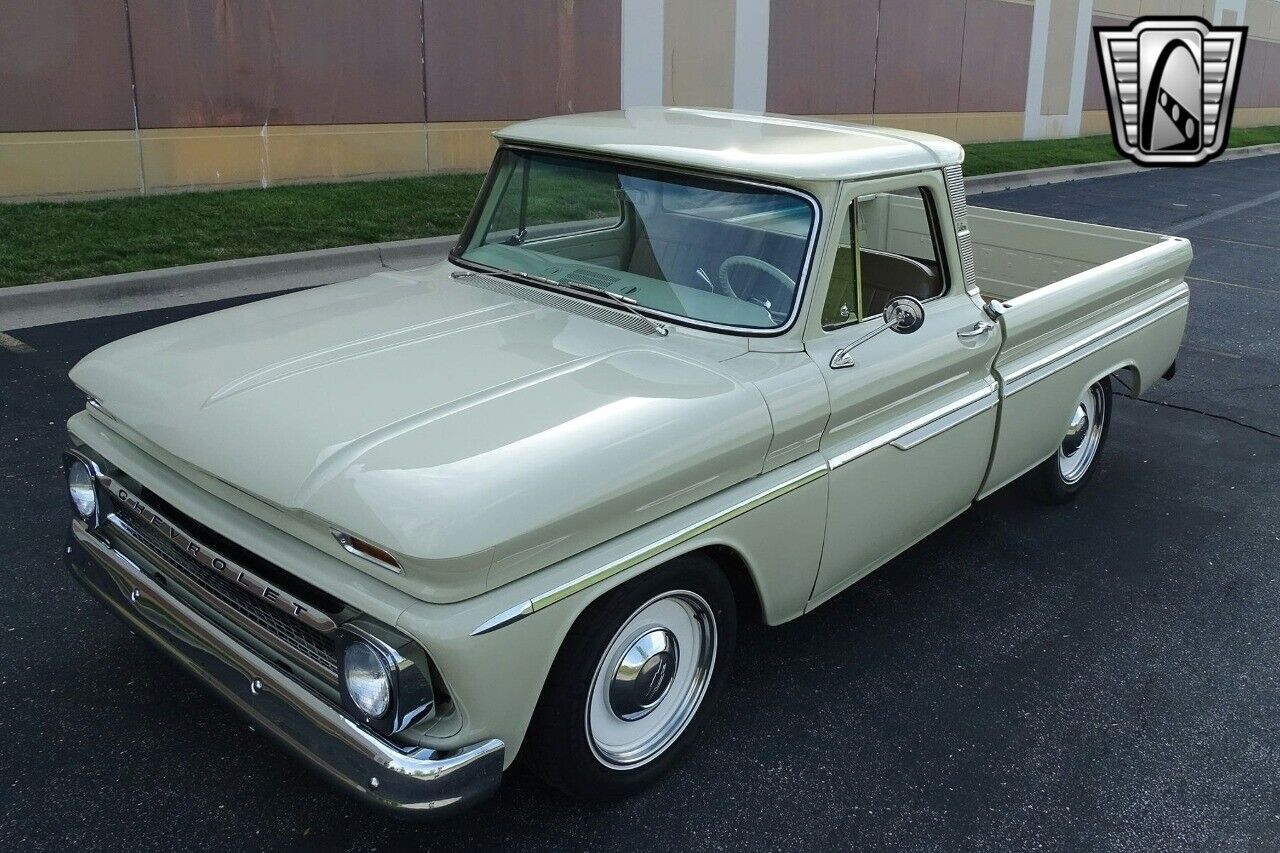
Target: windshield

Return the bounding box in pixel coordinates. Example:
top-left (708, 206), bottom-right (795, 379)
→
top-left (456, 149), bottom-right (817, 331)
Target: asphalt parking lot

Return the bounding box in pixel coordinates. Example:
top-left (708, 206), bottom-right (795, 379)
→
top-left (2, 156), bottom-right (1278, 852)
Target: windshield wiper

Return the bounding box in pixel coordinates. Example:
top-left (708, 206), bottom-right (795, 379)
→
top-left (454, 269), bottom-right (668, 337)
top-left (558, 279), bottom-right (669, 337)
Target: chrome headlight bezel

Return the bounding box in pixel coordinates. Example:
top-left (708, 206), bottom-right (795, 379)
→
top-left (336, 623), bottom-right (435, 736)
top-left (64, 449), bottom-right (107, 528)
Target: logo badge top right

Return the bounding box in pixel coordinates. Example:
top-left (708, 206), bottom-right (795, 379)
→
top-left (1095, 17), bottom-right (1247, 166)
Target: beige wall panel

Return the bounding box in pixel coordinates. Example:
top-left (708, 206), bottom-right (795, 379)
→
top-left (1079, 109), bottom-right (1113, 135)
top-left (267, 125), bottom-right (428, 182)
top-left (664, 0), bottom-right (736, 107)
top-left (0, 131), bottom-right (140, 199)
top-left (0, 0), bottom-right (137, 132)
top-left (811, 114), bottom-right (876, 126)
top-left (874, 0), bottom-right (965, 113)
top-left (1244, 0), bottom-right (1276, 36)
top-left (765, 0), bottom-right (879, 115)
top-left (1137, 0), bottom-right (1183, 14)
top-left (1092, 0), bottom-right (1139, 14)
top-left (1042, 0), bottom-right (1082, 117)
top-left (954, 111), bottom-right (1028, 142)
top-left (959, 0), bottom-right (1035, 112)
top-left (426, 122), bottom-right (507, 173)
top-left (141, 127), bottom-right (264, 191)
top-left (872, 113), bottom-right (960, 139)
top-left (1234, 107), bottom-right (1280, 125)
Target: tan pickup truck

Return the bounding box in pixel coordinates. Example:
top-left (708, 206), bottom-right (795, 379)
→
top-left (62, 108), bottom-right (1190, 817)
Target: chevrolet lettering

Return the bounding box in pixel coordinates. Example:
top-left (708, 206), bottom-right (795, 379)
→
top-left (62, 109), bottom-right (1191, 818)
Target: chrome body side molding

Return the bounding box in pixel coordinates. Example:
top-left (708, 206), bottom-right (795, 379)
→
top-left (473, 380), bottom-right (1003, 637)
top-left (1003, 287), bottom-right (1189, 395)
top-left (471, 462), bottom-right (828, 636)
top-left (890, 392), bottom-right (998, 451)
top-left (827, 381), bottom-right (999, 469)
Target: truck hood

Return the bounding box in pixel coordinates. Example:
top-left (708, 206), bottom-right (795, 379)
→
top-left (70, 264), bottom-right (773, 598)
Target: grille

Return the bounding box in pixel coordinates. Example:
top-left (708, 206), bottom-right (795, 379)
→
top-left (457, 272), bottom-right (658, 336)
top-left (115, 501), bottom-right (339, 677)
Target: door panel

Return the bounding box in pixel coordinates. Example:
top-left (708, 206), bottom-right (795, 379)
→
top-left (807, 294), bottom-right (999, 602)
top-left (804, 174), bottom-right (1000, 604)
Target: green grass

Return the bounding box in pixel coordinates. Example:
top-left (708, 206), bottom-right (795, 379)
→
top-left (3, 124), bottom-right (1280, 288)
top-left (963, 124), bottom-right (1280, 175)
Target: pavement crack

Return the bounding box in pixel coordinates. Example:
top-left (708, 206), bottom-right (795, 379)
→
top-left (1119, 392), bottom-right (1280, 440)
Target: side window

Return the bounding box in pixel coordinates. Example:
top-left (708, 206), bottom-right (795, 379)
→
top-left (821, 186), bottom-right (948, 330)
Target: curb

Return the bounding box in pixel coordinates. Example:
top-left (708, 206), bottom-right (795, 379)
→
top-left (5, 141), bottom-right (1280, 331)
top-left (1, 234), bottom-right (457, 331)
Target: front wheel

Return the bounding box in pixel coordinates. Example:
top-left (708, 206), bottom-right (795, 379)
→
top-left (521, 554), bottom-right (736, 800)
top-left (1023, 377), bottom-right (1113, 504)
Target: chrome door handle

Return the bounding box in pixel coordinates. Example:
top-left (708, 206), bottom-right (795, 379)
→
top-left (956, 320), bottom-right (995, 340)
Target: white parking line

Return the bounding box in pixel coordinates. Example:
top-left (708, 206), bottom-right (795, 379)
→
top-left (0, 332), bottom-right (35, 353)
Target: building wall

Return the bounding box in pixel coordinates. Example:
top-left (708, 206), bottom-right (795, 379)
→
top-left (1, 0), bottom-right (1278, 200)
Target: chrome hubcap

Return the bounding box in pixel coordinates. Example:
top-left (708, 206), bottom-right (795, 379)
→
top-left (1062, 404), bottom-right (1090, 456)
top-left (1058, 384), bottom-right (1106, 484)
top-left (587, 591), bottom-right (717, 768)
top-left (608, 628), bottom-right (679, 720)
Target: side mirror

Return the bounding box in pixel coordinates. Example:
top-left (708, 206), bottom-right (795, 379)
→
top-left (830, 295), bottom-right (927, 369)
top-left (883, 295), bottom-right (926, 334)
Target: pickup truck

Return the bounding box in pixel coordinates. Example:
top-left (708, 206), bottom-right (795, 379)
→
top-left (62, 108), bottom-right (1191, 817)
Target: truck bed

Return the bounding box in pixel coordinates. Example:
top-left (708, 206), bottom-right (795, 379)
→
top-left (966, 206), bottom-right (1172, 301)
top-left (962, 204), bottom-right (1193, 497)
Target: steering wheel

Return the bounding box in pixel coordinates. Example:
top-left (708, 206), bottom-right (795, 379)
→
top-left (716, 255), bottom-right (797, 316)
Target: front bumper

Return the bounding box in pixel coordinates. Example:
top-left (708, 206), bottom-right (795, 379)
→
top-left (65, 519), bottom-right (505, 819)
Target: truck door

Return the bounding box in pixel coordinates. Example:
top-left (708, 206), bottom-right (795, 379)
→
top-left (804, 172), bottom-right (1001, 606)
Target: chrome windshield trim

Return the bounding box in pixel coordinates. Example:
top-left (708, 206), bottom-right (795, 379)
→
top-left (1003, 287), bottom-right (1189, 394)
top-left (452, 143), bottom-right (823, 338)
top-left (471, 462), bottom-right (829, 636)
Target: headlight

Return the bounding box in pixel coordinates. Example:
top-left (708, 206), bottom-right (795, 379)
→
top-left (336, 624), bottom-right (436, 735)
top-left (342, 641), bottom-right (392, 718)
top-left (64, 451), bottom-right (103, 526)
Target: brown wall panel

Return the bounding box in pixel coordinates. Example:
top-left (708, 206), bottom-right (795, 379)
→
top-left (874, 0), bottom-right (966, 113)
top-left (128, 0), bottom-right (426, 128)
top-left (1260, 40), bottom-right (1280, 110)
top-left (1236, 37), bottom-right (1269, 109)
top-left (958, 0), bottom-right (1033, 112)
top-left (0, 0), bottom-right (135, 132)
top-left (424, 0), bottom-right (621, 122)
top-left (1083, 14), bottom-right (1128, 112)
top-left (765, 0), bottom-right (878, 115)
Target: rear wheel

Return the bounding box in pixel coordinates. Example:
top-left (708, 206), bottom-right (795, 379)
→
top-left (522, 554), bottom-right (736, 800)
top-left (1024, 377), bottom-right (1112, 504)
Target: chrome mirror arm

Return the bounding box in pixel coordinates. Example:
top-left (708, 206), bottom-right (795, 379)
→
top-left (830, 323), bottom-right (893, 368)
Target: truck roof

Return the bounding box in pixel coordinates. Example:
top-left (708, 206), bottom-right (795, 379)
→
top-left (495, 107), bottom-right (965, 184)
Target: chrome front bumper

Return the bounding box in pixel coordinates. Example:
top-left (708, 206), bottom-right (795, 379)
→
top-left (65, 519), bottom-right (505, 819)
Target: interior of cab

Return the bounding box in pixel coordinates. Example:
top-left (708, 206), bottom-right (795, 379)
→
top-left (821, 188), bottom-right (947, 329)
top-left (458, 149), bottom-right (817, 330)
